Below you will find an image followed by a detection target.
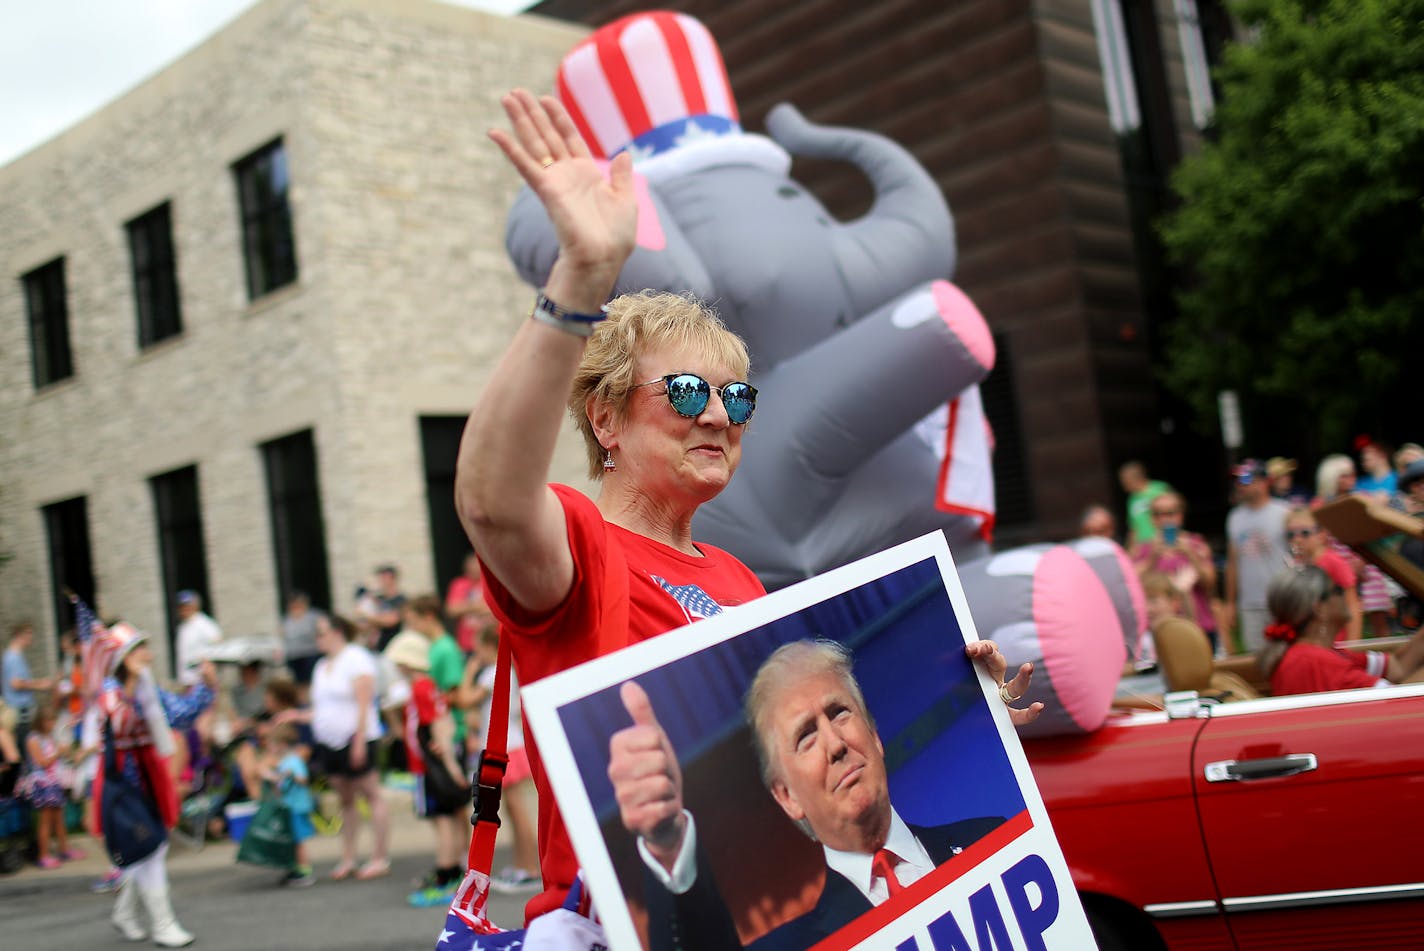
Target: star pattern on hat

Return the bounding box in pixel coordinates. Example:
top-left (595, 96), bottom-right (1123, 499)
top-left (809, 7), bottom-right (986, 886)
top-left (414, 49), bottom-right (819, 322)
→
top-left (674, 118), bottom-right (723, 148)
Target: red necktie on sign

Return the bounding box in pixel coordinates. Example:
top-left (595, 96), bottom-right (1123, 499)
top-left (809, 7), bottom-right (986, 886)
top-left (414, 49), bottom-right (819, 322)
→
top-left (873, 848), bottom-right (905, 898)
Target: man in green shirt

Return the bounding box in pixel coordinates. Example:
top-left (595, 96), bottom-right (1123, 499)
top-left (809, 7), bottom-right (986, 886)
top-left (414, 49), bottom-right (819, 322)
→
top-left (1119, 461), bottom-right (1172, 547)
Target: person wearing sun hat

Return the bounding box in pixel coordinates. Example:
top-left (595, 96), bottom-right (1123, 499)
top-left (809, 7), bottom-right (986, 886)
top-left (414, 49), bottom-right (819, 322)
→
top-left (89, 620), bottom-right (218, 947)
top-left (1266, 457), bottom-right (1307, 505)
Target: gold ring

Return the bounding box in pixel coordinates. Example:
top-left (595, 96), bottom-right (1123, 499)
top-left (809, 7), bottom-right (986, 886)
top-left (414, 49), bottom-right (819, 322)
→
top-left (998, 682), bottom-right (1021, 704)
top-left (539, 156), bottom-right (554, 169)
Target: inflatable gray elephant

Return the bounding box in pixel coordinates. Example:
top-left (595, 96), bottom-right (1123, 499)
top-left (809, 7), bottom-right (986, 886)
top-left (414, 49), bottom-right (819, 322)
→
top-left (505, 11), bottom-right (997, 590)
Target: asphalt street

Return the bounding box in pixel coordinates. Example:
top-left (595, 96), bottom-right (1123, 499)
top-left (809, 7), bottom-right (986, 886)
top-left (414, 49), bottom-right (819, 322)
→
top-left (0, 786), bottom-right (534, 951)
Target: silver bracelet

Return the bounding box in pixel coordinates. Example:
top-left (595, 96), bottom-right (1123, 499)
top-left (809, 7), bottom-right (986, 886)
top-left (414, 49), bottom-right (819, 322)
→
top-left (531, 305), bottom-right (597, 337)
top-left (530, 288), bottom-right (608, 338)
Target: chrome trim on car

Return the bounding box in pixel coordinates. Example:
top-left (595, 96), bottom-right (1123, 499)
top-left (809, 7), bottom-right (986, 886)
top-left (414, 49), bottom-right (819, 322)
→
top-left (1146, 883), bottom-right (1424, 918)
top-left (1222, 882), bottom-right (1424, 912)
top-left (1205, 681), bottom-right (1424, 718)
top-left (1144, 900), bottom-right (1220, 918)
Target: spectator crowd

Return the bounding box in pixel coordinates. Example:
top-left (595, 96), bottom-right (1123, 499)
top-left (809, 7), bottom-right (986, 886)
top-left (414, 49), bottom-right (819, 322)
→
top-left (1096, 437), bottom-right (1424, 695)
top-left (0, 552), bottom-right (533, 925)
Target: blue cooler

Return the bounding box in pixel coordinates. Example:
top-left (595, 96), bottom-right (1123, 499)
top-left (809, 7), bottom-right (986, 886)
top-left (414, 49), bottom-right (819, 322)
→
top-left (223, 801), bottom-right (259, 843)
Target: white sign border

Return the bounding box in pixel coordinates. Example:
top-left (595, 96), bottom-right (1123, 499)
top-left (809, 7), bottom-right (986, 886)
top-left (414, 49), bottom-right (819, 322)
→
top-left (521, 530), bottom-right (1089, 950)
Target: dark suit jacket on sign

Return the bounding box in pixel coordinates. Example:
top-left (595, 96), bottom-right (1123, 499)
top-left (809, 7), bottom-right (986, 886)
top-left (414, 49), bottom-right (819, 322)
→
top-left (644, 816), bottom-right (1006, 951)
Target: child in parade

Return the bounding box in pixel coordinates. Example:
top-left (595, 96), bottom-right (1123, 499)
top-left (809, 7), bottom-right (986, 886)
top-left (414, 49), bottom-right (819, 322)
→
top-left (260, 722), bottom-right (316, 887)
top-left (88, 620), bottom-right (217, 948)
top-left (18, 703), bottom-right (82, 868)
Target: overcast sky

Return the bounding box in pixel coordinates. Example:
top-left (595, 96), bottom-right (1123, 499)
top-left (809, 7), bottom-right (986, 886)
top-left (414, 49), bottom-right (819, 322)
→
top-left (0, 0), bottom-right (533, 167)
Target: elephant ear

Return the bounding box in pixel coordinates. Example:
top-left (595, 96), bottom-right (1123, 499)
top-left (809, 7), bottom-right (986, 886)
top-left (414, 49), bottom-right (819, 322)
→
top-left (503, 170), bottom-right (715, 299)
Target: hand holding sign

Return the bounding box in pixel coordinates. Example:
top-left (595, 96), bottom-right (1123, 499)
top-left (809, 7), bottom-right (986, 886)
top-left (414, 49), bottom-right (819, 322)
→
top-left (965, 639), bottom-right (1044, 727)
top-left (607, 680), bottom-right (687, 871)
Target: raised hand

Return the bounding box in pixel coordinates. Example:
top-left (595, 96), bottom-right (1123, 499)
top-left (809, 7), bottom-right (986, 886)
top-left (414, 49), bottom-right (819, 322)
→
top-left (965, 639), bottom-right (1044, 727)
top-left (607, 680), bottom-right (687, 870)
top-left (488, 89), bottom-right (637, 299)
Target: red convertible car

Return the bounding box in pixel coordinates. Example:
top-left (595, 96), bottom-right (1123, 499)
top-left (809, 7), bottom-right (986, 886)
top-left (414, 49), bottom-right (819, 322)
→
top-left (1025, 654), bottom-right (1424, 950)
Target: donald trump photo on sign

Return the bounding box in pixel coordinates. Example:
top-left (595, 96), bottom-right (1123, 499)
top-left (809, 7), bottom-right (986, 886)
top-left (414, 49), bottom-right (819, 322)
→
top-left (610, 639), bottom-right (1009, 950)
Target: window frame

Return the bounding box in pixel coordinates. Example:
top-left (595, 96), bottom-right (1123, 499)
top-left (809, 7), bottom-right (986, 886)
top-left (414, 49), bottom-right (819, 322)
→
top-left (149, 465), bottom-right (213, 675)
top-left (126, 202), bottom-right (184, 348)
top-left (23, 257), bottom-right (74, 388)
top-left (232, 138), bottom-right (299, 300)
top-left (260, 429), bottom-right (332, 614)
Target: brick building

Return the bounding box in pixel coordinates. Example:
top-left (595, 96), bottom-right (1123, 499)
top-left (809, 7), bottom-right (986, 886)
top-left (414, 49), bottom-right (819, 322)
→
top-left (528, 0), bottom-right (1236, 539)
top-left (0, 0), bottom-right (593, 672)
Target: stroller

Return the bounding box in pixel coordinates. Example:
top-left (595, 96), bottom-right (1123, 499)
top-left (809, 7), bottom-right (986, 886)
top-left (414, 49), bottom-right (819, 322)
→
top-left (172, 726), bottom-right (236, 850)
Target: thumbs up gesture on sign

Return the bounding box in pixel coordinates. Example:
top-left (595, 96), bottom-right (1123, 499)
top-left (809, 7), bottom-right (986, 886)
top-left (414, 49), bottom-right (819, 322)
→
top-left (608, 680), bottom-right (687, 870)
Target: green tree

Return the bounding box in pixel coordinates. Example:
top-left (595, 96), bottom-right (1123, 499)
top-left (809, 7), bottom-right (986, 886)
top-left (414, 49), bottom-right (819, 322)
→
top-left (1159, 0), bottom-right (1424, 452)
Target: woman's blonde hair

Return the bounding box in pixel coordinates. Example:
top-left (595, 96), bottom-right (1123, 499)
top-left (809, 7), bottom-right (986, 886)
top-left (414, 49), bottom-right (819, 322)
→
top-left (1314, 454), bottom-right (1354, 501)
top-left (568, 291), bottom-right (751, 480)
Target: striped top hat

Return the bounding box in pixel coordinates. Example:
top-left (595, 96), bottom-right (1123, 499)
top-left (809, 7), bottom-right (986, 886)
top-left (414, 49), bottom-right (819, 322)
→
top-left (556, 11), bottom-right (741, 162)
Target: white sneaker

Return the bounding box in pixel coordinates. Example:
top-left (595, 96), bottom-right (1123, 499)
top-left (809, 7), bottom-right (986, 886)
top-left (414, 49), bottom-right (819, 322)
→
top-left (489, 867), bottom-right (540, 894)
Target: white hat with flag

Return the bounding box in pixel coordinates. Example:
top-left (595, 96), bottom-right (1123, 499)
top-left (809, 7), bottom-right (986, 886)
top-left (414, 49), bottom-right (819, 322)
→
top-left (98, 622), bottom-right (148, 676)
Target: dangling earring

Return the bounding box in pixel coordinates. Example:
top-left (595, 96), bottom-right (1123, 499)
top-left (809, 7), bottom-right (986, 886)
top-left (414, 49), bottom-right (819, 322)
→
top-left (603, 449), bottom-right (616, 472)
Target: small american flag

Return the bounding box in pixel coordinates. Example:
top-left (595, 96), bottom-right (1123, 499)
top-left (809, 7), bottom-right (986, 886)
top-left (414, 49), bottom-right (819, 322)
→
top-left (73, 596), bottom-right (111, 700)
top-left (651, 576), bottom-right (724, 622)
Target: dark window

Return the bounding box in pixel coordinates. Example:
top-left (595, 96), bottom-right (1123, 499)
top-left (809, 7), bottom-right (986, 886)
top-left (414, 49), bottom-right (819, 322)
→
top-left (150, 466), bottom-right (213, 674)
top-left (42, 497), bottom-right (96, 652)
top-left (127, 203), bottom-right (183, 347)
top-left (233, 139), bottom-right (298, 300)
top-left (420, 416), bottom-right (472, 600)
top-left (980, 334), bottom-right (1034, 529)
top-left (261, 430), bottom-right (331, 614)
top-left (23, 258), bottom-right (74, 388)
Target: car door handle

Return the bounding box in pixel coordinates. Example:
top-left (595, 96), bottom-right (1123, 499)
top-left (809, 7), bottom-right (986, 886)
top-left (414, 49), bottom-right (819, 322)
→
top-left (1204, 753), bottom-right (1319, 783)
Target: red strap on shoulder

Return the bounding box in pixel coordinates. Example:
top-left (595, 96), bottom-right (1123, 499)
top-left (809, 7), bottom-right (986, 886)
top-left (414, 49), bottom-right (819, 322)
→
top-left (467, 526), bottom-right (631, 878)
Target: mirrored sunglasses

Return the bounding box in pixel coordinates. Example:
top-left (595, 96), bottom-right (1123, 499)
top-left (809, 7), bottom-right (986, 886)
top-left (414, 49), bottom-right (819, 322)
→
top-left (634, 373), bottom-right (757, 424)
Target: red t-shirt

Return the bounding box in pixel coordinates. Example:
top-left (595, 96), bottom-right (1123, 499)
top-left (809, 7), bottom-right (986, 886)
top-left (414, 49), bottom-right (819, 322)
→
top-left (446, 575), bottom-right (489, 655)
top-left (403, 675), bottom-right (444, 776)
top-left (480, 484), bottom-right (766, 923)
top-left (1271, 642), bottom-right (1387, 696)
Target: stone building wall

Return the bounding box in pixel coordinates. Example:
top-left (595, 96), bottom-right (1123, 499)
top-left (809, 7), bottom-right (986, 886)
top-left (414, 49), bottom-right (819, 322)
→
top-left (0, 0), bottom-right (591, 674)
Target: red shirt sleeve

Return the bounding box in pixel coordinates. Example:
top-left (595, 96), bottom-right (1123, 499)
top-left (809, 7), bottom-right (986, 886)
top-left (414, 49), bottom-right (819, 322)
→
top-left (1334, 651), bottom-right (1380, 689)
top-left (477, 485), bottom-right (607, 643)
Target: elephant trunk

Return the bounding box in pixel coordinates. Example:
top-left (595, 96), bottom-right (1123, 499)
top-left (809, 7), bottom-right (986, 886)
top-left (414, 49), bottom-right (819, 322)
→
top-left (764, 103), bottom-right (956, 318)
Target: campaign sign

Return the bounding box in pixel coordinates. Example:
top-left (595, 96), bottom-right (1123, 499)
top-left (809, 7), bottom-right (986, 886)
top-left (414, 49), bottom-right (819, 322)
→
top-left (522, 532), bottom-right (1095, 950)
